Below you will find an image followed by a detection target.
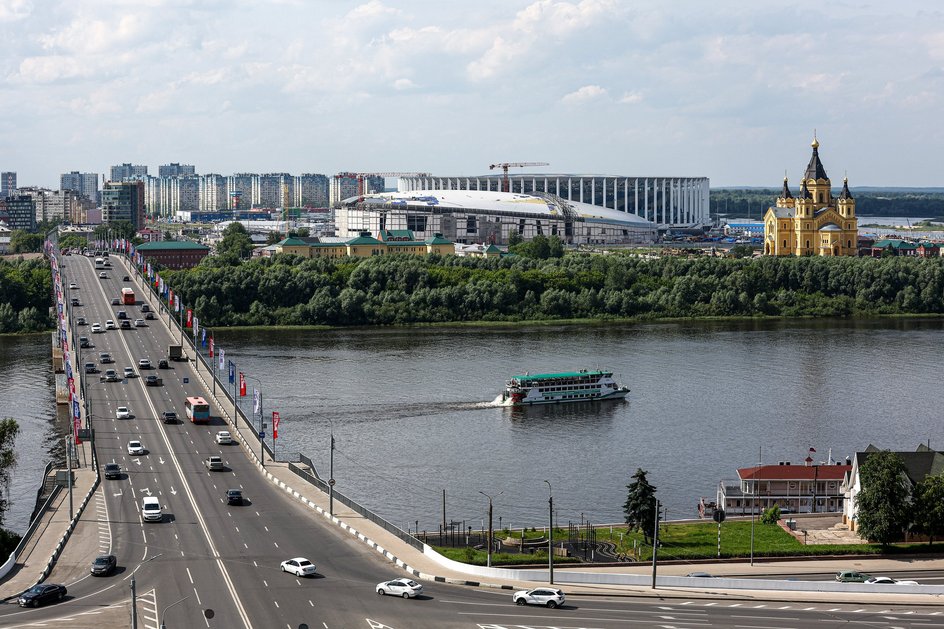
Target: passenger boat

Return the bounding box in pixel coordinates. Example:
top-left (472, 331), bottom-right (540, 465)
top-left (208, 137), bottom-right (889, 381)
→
top-left (500, 370), bottom-right (629, 406)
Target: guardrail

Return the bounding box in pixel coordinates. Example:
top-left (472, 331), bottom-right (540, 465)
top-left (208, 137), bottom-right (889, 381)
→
top-left (28, 462), bottom-right (54, 523)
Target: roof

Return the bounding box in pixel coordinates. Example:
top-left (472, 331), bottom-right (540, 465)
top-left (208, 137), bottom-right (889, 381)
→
top-left (484, 244), bottom-right (502, 253)
top-left (738, 464), bottom-right (851, 481)
top-left (839, 178), bottom-right (854, 200)
top-left (135, 241), bottom-right (209, 251)
top-left (798, 181), bottom-right (812, 199)
top-left (779, 178), bottom-right (793, 199)
top-left (346, 235), bottom-right (382, 245)
top-left (277, 237), bottom-right (308, 246)
top-left (873, 239), bottom-right (918, 249)
top-left (512, 370), bottom-right (611, 381)
top-left (379, 229), bottom-right (415, 241)
top-left (769, 207), bottom-right (794, 218)
top-left (425, 234), bottom-right (452, 245)
top-left (855, 445), bottom-right (944, 487)
top-left (804, 140), bottom-right (829, 182)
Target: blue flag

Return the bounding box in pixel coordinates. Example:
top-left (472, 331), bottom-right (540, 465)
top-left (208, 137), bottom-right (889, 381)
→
top-left (201, 329), bottom-right (207, 347)
top-left (228, 360), bottom-right (235, 384)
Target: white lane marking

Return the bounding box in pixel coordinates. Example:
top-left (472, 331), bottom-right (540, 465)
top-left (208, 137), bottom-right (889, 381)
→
top-left (186, 567), bottom-right (194, 584)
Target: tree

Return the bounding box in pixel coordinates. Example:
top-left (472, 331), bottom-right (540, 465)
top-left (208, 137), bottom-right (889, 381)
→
top-left (854, 450), bottom-right (911, 546)
top-left (507, 230), bottom-right (522, 247)
top-left (0, 418), bottom-right (19, 523)
top-left (266, 231), bottom-right (282, 245)
top-left (912, 473), bottom-right (944, 545)
top-left (623, 468), bottom-right (657, 544)
top-left (9, 231), bottom-right (43, 253)
top-left (547, 235), bottom-right (565, 258)
top-left (217, 222), bottom-right (254, 259)
top-left (95, 220), bottom-right (135, 240)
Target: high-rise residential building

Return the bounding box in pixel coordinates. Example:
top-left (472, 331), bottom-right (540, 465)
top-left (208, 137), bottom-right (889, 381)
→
top-left (17, 187), bottom-right (79, 224)
top-left (0, 172), bottom-right (16, 197)
top-left (60, 171), bottom-right (100, 204)
top-left (3, 195), bottom-right (36, 231)
top-left (330, 173), bottom-right (384, 208)
top-left (158, 163), bottom-right (196, 178)
top-left (293, 174), bottom-right (330, 208)
top-left (102, 180), bottom-right (145, 229)
top-left (227, 174), bottom-right (253, 211)
top-left (200, 174), bottom-right (228, 212)
top-left (109, 163), bottom-right (148, 181)
top-left (253, 173), bottom-right (291, 209)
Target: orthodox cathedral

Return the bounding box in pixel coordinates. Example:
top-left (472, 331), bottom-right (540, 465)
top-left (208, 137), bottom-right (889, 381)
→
top-left (763, 137), bottom-right (858, 256)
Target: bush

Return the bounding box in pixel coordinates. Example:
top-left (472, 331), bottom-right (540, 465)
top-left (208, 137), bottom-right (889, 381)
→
top-left (760, 505), bottom-right (782, 525)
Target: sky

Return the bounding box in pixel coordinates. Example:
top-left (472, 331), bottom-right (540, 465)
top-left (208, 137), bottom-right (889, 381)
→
top-left (2, 0), bottom-right (944, 188)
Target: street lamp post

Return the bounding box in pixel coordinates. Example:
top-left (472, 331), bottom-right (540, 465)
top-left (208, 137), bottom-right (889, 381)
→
top-left (243, 374), bottom-right (265, 468)
top-left (544, 480), bottom-right (553, 585)
top-left (159, 595), bottom-right (190, 629)
top-left (130, 553), bottom-right (163, 629)
top-left (478, 490), bottom-right (502, 568)
top-left (327, 418), bottom-right (335, 516)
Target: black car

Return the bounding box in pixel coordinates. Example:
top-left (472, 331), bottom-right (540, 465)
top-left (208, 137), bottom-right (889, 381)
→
top-left (104, 463), bottom-right (121, 479)
top-left (144, 375), bottom-right (161, 387)
top-left (79, 337), bottom-right (91, 348)
top-left (90, 554), bottom-right (117, 576)
top-left (141, 304), bottom-right (150, 312)
top-left (116, 310), bottom-right (127, 320)
top-left (123, 275), bottom-right (130, 281)
top-left (18, 583), bottom-right (67, 607)
top-left (161, 411), bottom-right (178, 424)
top-left (71, 298), bottom-right (80, 306)
top-left (120, 320), bottom-right (132, 330)
top-left (157, 359), bottom-right (169, 369)
top-left (145, 312), bottom-right (156, 320)
top-left (226, 489), bottom-right (244, 505)
top-left (76, 316), bottom-right (87, 325)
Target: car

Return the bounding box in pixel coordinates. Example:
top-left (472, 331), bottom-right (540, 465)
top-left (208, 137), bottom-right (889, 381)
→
top-left (18, 583), bottom-right (67, 607)
top-left (103, 260), bottom-right (111, 267)
top-left (103, 463), bottom-right (121, 479)
top-left (686, 572), bottom-right (715, 578)
top-left (123, 367), bottom-right (137, 378)
top-left (512, 588), bottom-right (565, 608)
top-left (141, 304), bottom-right (150, 312)
top-left (123, 275), bottom-right (130, 281)
top-left (157, 358), bottom-right (169, 369)
top-left (116, 310), bottom-right (127, 320)
top-left (84, 362), bottom-right (97, 374)
top-left (161, 411), bottom-right (178, 424)
top-left (144, 375), bottom-right (161, 387)
top-left (127, 440), bottom-right (145, 455)
top-left (864, 576), bottom-right (920, 585)
top-left (76, 316), bottom-right (87, 325)
top-left (99, 352), bottom-right (114, 364)
top-left (71, 297), bottom-right (80, 306)
top-left (215, 431), bottom-right (233, 445)
top-left (280, 558), bottom-right (317, 577)
top-left (138, 358), bottom-right (152, 369)
top-left (145, 312), bottom-right (156, 320)
top-left (141, 496), bottom-right (162, 522)
top-left (101, 369), bottom-right (120, 382)
top-left (836, 570), bottom-right (871, 583)
top-left (111, 297), bottom-right (120, 305)
top-left (79, 337), bottom-right (91, 348)
top-left (69, 283), bottom-right (78, 290)
top-left (134, 318), bottom-right (146, 327)
top-left (91, 323), bottom-right (103, 333)
top-left (90, 554), bottom-right (117, 576)
top-left (204, 456), bottom-right (224, 471)
top-left (105, 320), bottom-right (116, 330)
top-left (226, 489), bottom-right (244, 505)
top-left (376, 578), bottom-right (424, 598)
top-left (116, 406), bottom-right (131, 419)
top-left (120, 320), bottom-right (132, 330)
top-left (99, 271), bottom-right (107, 279)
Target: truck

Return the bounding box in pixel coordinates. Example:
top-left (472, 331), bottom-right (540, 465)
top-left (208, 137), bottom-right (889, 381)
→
top-left (168, 344), bottom-right (184, 361)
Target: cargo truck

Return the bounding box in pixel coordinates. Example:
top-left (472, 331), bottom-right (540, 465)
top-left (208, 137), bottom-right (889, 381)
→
top-left (168, 344), bottom-right (184, 361)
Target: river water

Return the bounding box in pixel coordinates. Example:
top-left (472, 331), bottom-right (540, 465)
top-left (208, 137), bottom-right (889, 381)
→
top-left (10, 320), bottom-right (944, 536)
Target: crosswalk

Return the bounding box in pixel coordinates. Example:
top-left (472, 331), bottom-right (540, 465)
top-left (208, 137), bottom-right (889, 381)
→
top-left (137, 588), bottom-right (158, 629)
top-left (94, 489), bottom-right (111, 555)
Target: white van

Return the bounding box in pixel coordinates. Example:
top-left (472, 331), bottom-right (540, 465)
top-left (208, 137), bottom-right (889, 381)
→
top-left (141, 497), bottom-right (162, 522)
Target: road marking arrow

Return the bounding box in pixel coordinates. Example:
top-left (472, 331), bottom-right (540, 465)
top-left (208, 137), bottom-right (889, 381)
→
top-left (141, 487), bottom-right (151, 496)
top-left (159, 457), bottom-right (165, 465)
top-left (170, 486), bottom-right (177, 495)
top-left (367, 621), bottom-right (397, 629)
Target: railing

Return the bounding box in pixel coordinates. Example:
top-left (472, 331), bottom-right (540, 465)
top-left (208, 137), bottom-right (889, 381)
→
top-left (28, 462), bottom-right (54, 524)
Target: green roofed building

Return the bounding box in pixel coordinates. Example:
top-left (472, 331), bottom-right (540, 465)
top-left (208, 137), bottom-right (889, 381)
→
top-left (272, 230), bottom-right (454, 259)
top-left (136, 240), bottom-right (211, 269)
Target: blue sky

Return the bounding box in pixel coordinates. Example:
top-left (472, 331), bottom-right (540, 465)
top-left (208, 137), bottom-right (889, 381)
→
top-left (2, 0), bottom-right (943, 188)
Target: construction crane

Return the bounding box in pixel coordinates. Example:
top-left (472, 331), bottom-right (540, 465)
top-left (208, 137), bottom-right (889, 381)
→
top-left (488, 162), bottom-right (549, 193)
top-left (335, 172), bottom-right (431, 197)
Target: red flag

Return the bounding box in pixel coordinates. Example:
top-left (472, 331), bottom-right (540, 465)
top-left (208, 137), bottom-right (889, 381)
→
top-left (272, 411), bottom-right (280, 439)
top-left (186, 309), bottom-right (193, 328)
top-left (239, 372), bottom-right (246, 397)
top-left (209, 335), bottom-right (214, 358)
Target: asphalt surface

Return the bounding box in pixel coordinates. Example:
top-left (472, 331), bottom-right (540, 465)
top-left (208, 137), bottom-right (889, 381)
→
top-left (2, 251), bottom-right (944, 629)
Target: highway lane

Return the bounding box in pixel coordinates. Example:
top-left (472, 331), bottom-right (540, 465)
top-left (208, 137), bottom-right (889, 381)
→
top-left (7, 250), bottom-right (944, 628)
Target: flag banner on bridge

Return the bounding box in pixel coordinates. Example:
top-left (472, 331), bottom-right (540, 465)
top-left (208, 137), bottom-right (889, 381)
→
top-left (253, 388), bottom-right (260, 414)
top-left (186, 309), bottom-right (193, 328)
top-left (209, 335), bottom-right (214, 358)
top-left (219, 349), bottom-right (224, 370)
top-left (239, 372), bottom-right (246, 396)
top-left (176, 295), bottom-right (181, 312)
top-left (72, 399), bottom-right (80, 420)
top-left (201, 329), bottom-right (207, 347)
top-left (193, 315), bottom-right (199, 339)
top-left (272, 411), bottom-right (280, 439)
top-left (228, 360), bottom-right (235, 383)
top-left (168, 289), bottom-right (174, 307)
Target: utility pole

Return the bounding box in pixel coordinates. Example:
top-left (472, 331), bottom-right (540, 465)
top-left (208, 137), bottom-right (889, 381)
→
top-left (651, 499), bottom-right (660, 589)
top-left (479, 491), bottom-right (501, 568)
top-left (131, 572), bottom-right (137, 629)
top-left (544, 480), bottom-right (553, 584)
top-left (442, 489), bottom-right (446, 534)
top-left (65, 435), bottom-right (73, 520)
top-left (329, 427), bottom-right (335, 516)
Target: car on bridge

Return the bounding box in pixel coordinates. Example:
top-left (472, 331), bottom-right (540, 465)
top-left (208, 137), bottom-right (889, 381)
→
top-left (376, 578), bottom-right (423, 598)
top-left (79, 337), bottom-right (91, 348)
top-left (280, 558), bottom-right (316, 577)
top-left (204, 456), bottom-right (224, 471)
top-left (84, 362), bottom-right (98, 374)
top-left (98, 271), bottom-right (108, 279)
top-left (99, 352), bottom-right (114, 364)
top-left (134, 318), bottom-right (146, 327)
top-left (91, 323), bottom-right (103, 333)
top-left (161, 411), bottom-right (178, 424)
top-left (123, 367), bottom-right (137, 378)
top-left (836, 570), bottom-right (871, 583)
top-left (120, 320), bottom-right (132, 330)
top-left (90, 554), bottom-right (117, 576)
top-left (111, 297), bottom-right (120, 305)
top-left (76, 316), bottom-right (87, 325)
top-left (105, 319), bottom-right (116, 330)
top-left (145, 312), bottom-right (156, 320)
top-left (158, 358), bottom-right (169, 369)
top-left (69, 283), bottom-right (78, 290)
top-left (512, 588), bottom-right (565, 608)
top-left (226, 489), bottom-right (244, 505)
top-left (116, 406), bottom-right (132, 419)
top-left (138, 358), bottom-right (153, 369)
top-left (141, 496), bottom-right (162, 522)
top-left (18, 583), bottom-right (67, 607)
top-left (116, 310), bottom-right (127, 320)
top-left (123, 275), bottom-right (130, 281)
top-left (101, 369), bottom-right (120, 382)
top-left (144, 375), bottom-right (162, 387)
top-left (104, 463), bottom-right (121, 480)
top-left (141, 304), bottom-right (150, 312)
top-left (127, 440), bottom-right (145, 455)
top-left (865, 576), bottom-right (920, 585)
top-left (215, 431), bottom-right (233, 445)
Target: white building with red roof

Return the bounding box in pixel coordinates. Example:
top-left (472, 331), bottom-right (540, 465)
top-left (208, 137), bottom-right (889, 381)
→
top-left (718, 456), bottom-right (852, 516)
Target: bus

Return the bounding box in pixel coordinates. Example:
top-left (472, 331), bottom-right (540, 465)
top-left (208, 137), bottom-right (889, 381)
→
top-left (185, 397), bottom-right (210, 424)
top-left (121, 287), bottom-right (135, 305)
top-left (94, 257), bottom-right (105, 269)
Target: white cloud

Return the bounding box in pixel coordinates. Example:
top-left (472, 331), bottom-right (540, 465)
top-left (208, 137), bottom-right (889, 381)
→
top-left (346, 1), bottom-right (398, 20)
top-left (0, 0), bottom-right (31, 22)
top-left (562, 84), bottom-right (607, 104)
top-left (393, 78), bottom-right (416, 90)
top-left (619, 91), bottom-right (643, 105)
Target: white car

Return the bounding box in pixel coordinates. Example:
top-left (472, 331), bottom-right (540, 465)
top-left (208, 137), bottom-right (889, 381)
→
top-left (123, 367), bottom-right (137, 378)
top-left (69, 283), bottom-right (78, 290)
top-left (98, 271), bottom-right (108, 279)
top-left (138, 358), bottom-right (152, 369)
top-left (215, 431), bottom-right (233, 445)
top-left (127, 440), bottom-right (145, 455)
top-left (141, 496), bottom-right (162, 522)
top-left (91, 323), bottom-right (103, 333)
top-left (116, 406), bottom-right (131, 419)
top-left (512, 587), bottom-right (565, 608)
top-left (376, 578), bottom-right (423, 598)
top-left (865, 576), bottom-right (920, 585)
top-left (280, 558), bottom-right (316, 577)
top-left (105, 320), bottom-right (116, 330)
top-left (134, 319), bottom-right (146, 327)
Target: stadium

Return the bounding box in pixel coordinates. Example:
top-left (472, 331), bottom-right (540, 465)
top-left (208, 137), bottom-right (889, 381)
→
top-left (336, 189), bottom-right (657, 246)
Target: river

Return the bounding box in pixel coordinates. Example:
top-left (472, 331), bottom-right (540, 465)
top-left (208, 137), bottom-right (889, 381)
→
top-left (9, 320), bottom-right (944, 537)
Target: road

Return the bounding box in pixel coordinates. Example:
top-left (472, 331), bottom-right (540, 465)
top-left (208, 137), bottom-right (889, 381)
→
top-left (1, 250), bottom-right (943, 629)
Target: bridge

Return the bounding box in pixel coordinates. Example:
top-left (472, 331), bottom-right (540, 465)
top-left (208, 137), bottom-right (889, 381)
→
top-left (0, 241), bottom-right (941, 629)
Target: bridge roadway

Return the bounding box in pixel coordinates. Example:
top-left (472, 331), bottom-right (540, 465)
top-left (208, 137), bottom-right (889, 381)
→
top-left (2, 252), bottom-right (944, 628)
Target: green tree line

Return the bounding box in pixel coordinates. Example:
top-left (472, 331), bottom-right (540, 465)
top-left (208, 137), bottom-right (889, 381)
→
top-left (712, 189), bottom-right (944, 220)
top-left (0, 258), bottom-right (52, 333)
top-left (161, 251), bottom-right (944, 327)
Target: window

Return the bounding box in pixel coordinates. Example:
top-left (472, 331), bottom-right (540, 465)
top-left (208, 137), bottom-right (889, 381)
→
top-left (407, 215), bottom-right (426, 232)
top-left (466, 216), bottom-right (477, 234)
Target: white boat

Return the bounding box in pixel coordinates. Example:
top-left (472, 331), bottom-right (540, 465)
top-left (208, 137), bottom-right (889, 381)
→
top-left (501, 370), bottom-right (629, 406)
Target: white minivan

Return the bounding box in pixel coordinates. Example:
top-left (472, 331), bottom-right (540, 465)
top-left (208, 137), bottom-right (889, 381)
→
top-left (141, 497), bottom-right (162, 522)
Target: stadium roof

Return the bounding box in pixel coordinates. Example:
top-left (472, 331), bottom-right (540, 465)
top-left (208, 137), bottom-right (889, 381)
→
top-left (344, 190), bottom-right (654, 227)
